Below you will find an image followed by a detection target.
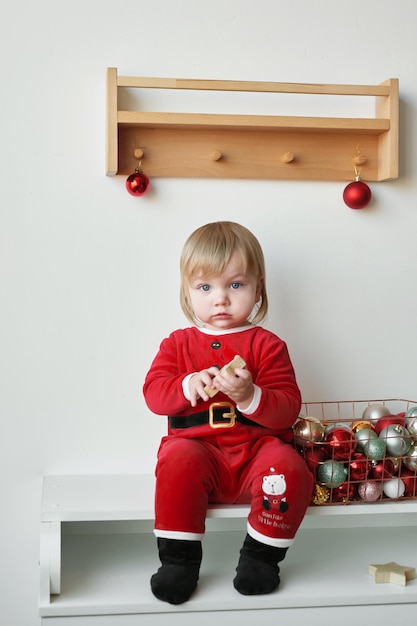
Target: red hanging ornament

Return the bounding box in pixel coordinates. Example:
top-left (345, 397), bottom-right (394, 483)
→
top-left (343, 148), bottom-right (372, 209)
top-left (126, 148), bottom-right (150, 196)
top-left (343, 176), bottom-right (372, 209)
top-left (126, 169), bottom-right (150, 196)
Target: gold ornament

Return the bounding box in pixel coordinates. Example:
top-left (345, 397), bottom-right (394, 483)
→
top-left (312, 484), bottom-right (330, 505)
top-left (293, 417), bottom-right (325, 448)
top-left (351, 420), bottom-right (374, 433)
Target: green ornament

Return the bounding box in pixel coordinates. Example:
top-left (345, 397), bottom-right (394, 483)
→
top-left (317, 460), bottom-right (347, 488)
top-left (379, 424), bottom-right (411, 457)
top-left (325, 422), bottom-right (352, 435)
top-left (355, 428), bottom-right (377, 452)
top-left (363, 437), bottom-right (386, 460)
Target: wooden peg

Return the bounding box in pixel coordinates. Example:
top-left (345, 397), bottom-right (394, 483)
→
top-left (353, 144), bottom-right (366, 166)
top-left (210, 150), bottom-right (223, 162)
top-left (134, 148), bottom-right (144, 160)
top-left (353, 154), bottom-right (367, 166)
top-left (281, 152), bottom-right (295, 164)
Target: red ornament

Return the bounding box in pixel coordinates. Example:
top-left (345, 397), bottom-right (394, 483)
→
top-left (343, 179), bottom-right (372, 209)
top-left (374, 414), bottom-right (405, 435)
top-left (400, 468), bottom-right (417, 497)
top-left (348, 452), bottom-right (370, 481)
top-left (331, 482), bottom-right (356, 503)
top-left (369, 458), bottom-right (397, 481)
top-left (126, 170), bottom-right (150, 196)
top-left (304, 447), bottom-right (328, 479)
top-left (324, 427), bottom-right (355, 461)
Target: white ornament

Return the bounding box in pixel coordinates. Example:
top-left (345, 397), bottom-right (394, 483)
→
top-left (383, 477), bottom-right (405, 499)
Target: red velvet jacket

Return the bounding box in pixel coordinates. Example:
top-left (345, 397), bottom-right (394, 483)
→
top-left (143, 325), bottom-right (301, 439)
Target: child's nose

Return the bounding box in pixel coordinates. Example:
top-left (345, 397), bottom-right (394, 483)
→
top-left (214, 289), bottom-right (229, 304)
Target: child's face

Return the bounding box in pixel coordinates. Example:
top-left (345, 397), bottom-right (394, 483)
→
top-left (188, 250), bottom-right (263, 330)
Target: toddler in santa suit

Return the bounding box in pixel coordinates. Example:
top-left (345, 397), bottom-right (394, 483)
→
top-left (143, 221), bottom-right (313, 604)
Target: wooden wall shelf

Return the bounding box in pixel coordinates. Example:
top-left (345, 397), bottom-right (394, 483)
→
top-left (106, 68), bottom-right (399, 182)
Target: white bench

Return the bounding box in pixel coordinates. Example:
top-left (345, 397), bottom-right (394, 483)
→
top-left (39, 474), bottom-right (417, 625)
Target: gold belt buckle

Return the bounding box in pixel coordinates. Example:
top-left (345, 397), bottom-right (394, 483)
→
top-left (208, 402), bottom-right (236, 429)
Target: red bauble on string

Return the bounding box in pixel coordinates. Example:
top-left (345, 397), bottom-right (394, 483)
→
top-left (343, 179), bottom-right (372, 209)
top-left (126, 170), bottom-right (150, 196)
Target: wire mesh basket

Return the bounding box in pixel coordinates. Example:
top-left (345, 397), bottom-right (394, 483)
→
top-left (294, 399), bottom-right (417, 505)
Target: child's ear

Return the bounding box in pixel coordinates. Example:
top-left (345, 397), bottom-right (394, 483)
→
top-left (256, 277), bottom-right (264, 302)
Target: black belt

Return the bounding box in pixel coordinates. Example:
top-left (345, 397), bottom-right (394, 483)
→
top-left (169, 401), bottom-right (263, 430)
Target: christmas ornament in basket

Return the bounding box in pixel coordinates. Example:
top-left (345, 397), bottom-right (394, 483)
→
top-left (293, 399), bottom-right (417, 505)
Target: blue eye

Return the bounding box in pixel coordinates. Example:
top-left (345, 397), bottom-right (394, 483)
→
top-left (230, 282), bottom-right (241, 289)
top-left (200, 284), bottom-right (210, 292)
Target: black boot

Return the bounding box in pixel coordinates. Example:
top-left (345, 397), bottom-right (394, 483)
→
top-left (233, 534), bottom-right (288, 595)
top-left (150, 538), bottom-right (203, 604)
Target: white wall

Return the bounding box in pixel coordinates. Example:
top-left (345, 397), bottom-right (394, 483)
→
top-left (1, 1), bottom-right (416, 624)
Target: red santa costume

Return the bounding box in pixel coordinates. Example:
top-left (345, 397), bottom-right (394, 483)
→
top-left (143, 324), bottom-right (313, 549)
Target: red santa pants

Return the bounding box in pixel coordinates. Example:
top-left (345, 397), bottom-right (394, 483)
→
top-left (154, 429), bottom-right (313, 548)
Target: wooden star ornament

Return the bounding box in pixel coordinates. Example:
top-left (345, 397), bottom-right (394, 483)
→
top-left (369, 561), bottom-right (416, 586)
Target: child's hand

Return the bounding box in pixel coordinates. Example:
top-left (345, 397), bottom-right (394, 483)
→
top-left (188, 366), bottom-right (222, 407)
top-left (211, 367), bottom-right (255, 410)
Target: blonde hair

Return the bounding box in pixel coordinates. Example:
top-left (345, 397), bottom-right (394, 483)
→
top-left (180, 221), bottom-right (268, 325)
